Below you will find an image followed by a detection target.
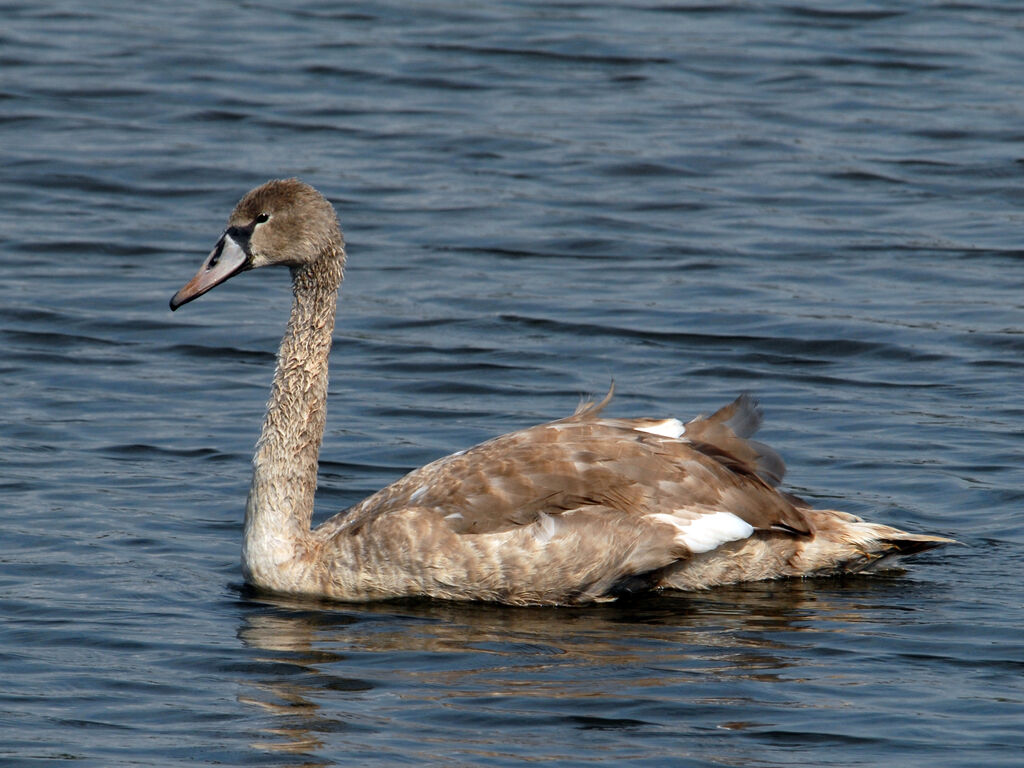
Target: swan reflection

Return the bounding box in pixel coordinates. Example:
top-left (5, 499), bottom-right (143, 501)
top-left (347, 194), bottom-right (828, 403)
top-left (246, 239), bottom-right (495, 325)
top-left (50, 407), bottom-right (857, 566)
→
top-left (234, 576), bottom-right (932, 762)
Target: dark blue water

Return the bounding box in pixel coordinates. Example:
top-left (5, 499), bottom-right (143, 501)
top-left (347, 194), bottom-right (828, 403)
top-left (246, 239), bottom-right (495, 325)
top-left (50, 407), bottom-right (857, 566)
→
top-left (2, 2), bottom-right (1022, 766)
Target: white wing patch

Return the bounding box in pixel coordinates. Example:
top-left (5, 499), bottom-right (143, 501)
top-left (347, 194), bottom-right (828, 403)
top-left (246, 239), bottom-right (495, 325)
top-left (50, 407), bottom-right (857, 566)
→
top-left (635, 418), bottom-right (686, 439)
top-left (646, 511), bottom-right (754, 554)
top-left (533, 512), bottom-right (560, 544)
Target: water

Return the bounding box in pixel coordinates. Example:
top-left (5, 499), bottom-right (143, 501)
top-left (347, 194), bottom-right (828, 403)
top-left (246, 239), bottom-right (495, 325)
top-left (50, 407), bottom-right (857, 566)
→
top-left (1, 1), bottom-right (1022, 765)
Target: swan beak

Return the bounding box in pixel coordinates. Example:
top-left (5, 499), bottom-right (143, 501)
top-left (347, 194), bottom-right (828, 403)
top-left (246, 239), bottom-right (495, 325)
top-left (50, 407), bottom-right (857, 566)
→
top-left (170, 233), bottom-right (250, 310)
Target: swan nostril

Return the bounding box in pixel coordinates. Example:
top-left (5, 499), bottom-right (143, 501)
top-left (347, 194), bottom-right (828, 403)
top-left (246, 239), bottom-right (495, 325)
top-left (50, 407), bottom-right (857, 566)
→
top-left (208, 239), bottom-right (225, 268)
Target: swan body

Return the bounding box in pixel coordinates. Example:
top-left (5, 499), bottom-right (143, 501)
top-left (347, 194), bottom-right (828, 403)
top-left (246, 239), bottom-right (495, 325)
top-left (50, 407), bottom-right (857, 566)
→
top-left (171, 179), bottom-right (953, 605)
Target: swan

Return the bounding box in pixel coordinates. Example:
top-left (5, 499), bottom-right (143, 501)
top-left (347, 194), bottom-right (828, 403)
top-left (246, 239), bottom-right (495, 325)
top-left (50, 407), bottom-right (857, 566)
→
top-left (170, 178), bottom-right (953, 605)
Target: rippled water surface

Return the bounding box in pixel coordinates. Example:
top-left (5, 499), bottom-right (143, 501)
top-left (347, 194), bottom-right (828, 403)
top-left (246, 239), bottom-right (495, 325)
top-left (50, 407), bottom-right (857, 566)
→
top-left (2, 2), bottom-right (1023, 766)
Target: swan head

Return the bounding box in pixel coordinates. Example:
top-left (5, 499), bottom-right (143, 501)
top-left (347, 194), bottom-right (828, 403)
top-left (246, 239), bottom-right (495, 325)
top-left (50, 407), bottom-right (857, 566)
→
top-left (170, 178), bottom-right (343, 310)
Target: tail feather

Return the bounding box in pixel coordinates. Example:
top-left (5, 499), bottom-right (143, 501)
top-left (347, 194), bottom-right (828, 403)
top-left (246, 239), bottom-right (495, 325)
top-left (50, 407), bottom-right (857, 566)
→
top-left (841, 525), bottom-right (957, 573)
top-left (801, 513), bottom-right (957, 576)
top-left (874, 530), bottom-right (957, 555)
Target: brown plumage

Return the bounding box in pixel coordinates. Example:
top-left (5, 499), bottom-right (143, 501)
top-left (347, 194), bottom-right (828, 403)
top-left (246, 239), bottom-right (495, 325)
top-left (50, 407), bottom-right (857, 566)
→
top-left (170, 179), bottom-right (954, 606)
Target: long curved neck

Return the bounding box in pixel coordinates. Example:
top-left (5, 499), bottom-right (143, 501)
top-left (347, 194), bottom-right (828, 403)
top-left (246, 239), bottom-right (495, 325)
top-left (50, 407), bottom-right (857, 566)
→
top-left (242, 251), bottom-right (343, 586)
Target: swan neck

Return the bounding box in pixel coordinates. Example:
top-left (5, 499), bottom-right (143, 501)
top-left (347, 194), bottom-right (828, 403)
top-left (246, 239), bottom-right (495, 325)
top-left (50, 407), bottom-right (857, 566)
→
top-left (243, 250), bottom-right (343, 585)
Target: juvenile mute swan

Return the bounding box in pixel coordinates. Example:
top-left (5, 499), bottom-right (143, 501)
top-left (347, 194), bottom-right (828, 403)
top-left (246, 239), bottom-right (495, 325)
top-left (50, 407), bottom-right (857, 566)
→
top-left (170, 179), bottom-right (952, 605)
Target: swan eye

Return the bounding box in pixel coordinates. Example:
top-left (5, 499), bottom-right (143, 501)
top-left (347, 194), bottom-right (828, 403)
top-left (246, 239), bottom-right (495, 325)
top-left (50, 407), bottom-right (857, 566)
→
top-left (254, 212), bottom-right (270, 224)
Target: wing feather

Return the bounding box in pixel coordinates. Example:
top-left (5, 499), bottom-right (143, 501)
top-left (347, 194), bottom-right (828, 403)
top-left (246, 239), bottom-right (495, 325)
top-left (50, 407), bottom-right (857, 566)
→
top-left (327, 393), bottom-right (810, 540)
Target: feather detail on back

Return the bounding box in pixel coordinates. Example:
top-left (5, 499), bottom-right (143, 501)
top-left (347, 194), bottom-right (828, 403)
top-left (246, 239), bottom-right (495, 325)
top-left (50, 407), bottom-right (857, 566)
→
top-left (305, 389), bottom-right (787, 602)
top-left (326, 389), bottom-right (799, 541)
